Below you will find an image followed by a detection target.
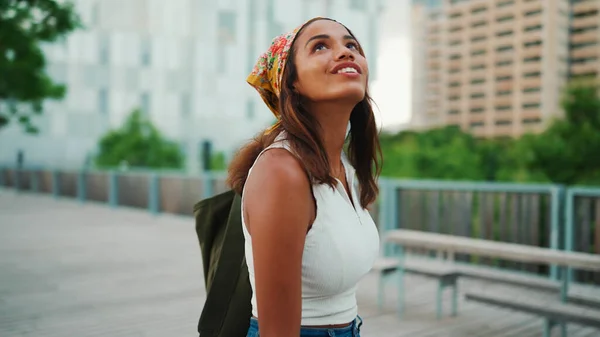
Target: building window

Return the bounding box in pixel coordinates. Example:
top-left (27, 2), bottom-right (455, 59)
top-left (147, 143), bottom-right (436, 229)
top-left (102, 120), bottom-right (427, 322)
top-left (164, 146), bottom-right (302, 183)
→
top-left (99, 35), bottom-right (109, 65)
top-left (523, 102), bottom-right (540, 109)
top-left (471, 78), bottom-right (485, 85)
top-left (349, 0), bottom-right (366, 10)
top-left (524, 25), bottom-right (542, 32)
top-left (524, 40), bottom-right (543, 48)
top-left (181, 93), bottom-right (191, 116)
top-left (140, 92), bottom-right (150, 115)
top-left (99, 89), bottom-right (108, 114)
top-left (141, 38), bottom-right (152, 66)
top-left (524, 10), bottom-right (542, 17)
top-left (496, 60), bottom-right (513, 67)
top-left (497, 0), bottom-right (514, 7)
top-left (496, 90), bottom-right (512, 96)
top-left (471, 21), bottom-right (486, 28)
top-left (449, 95), bottom-right (461, 101)
top-left (496, 30), bottom-right (513, 37)
top-left (524, 71), bottom-right (541, 78)
top-left (495, 120), bottom-right (512, 125)
top-left (471, 49), bottom-right (486, 56)
top-left (471, 35), bottom-right (486, 43)
top-left (448, 109), bottom-right (460, 114)
top-left (495, 105), bottom-right (511, 111)
top-left (471, 92), bottom-right (485, 98)
top-left (496, 75), bottom-right (512, 81)
top-left (524, 87), bottom-right (541, 93)
top-left (524, 56), bottom-right (541, 63)
top-left (470, 121), bottom-right (484, 128)
top-left (471, 64), bottom-right (486, 70)
top-left (496, 45), bottom-right (513, 53)
top-left (523, 118), bottom-right (541, 125)
top-left (217, 10), bottom-right (237, 74)
top-left (449, 54), bottom-right (462, 60)
top-left (246, 99), bottom-right (255, 120)
top-left (470, 107), bottom-right (485, 113)
top-left (449, 39), bottom-right (462, 46)
top-left (449, 81), bottom-right (461, 88)
top-left (471, 7), bottom-right (487, 14)
top-left (496, 15), bottom-right (514, 23)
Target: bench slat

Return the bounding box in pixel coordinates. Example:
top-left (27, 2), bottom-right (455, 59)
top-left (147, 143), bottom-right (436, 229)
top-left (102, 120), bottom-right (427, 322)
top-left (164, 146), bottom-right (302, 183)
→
top-left (465, 291), bottom-right (600, 328)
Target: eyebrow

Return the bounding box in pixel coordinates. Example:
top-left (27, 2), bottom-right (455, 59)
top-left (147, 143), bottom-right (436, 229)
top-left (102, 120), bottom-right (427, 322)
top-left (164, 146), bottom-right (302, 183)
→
top-left (305, 34), bottom-right (356, 47)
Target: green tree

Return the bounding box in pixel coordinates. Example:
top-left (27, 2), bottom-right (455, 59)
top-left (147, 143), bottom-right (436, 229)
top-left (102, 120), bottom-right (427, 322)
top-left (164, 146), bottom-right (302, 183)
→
top-left (528, 78), bottom-right (600, 185)
top-left (0, 0), bottom-right (81, 133)
top-left (94, 109), bottom-right (185, 169)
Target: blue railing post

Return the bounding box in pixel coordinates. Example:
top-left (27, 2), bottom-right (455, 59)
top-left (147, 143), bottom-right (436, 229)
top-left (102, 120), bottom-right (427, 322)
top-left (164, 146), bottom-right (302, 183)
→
top-left (108, 171), bottom-right (119, 208)
top-left (564, 188), bottom-right (575, 283)
top-left (203, 172), bottom-right (214, 199)
top-left (30, 169), bottom-right (39, 193)
top-left (14, 167), bottom-right (21, 192)
top-left (550, 186), bottom-right (564, 281)
top-left (379, 179), bottom-right (398, 257)
top-left (148, 173), bottom-right (160, 215)
top-left (0, 166), bottom-right (5, 187)
top-left (52, 170), bottom-right (60, 197)
top-left (77, 170), bottom-right (87, 203)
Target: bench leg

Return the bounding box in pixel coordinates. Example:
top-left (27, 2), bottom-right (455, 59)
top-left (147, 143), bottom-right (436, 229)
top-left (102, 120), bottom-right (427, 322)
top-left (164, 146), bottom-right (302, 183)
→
top-left (436, 282), bottom-right (443, 320)
top-left (451, 283), bottom-right (458, 317)
top-left (397, 268), bottom-right (405, 316)
top-left (377, 273), bottom-right (384, 311)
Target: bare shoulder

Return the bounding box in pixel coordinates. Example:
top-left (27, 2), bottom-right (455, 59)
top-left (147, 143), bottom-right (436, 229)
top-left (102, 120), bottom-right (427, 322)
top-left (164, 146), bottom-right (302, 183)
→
top-left (243, 148), bottom-right (313, 233)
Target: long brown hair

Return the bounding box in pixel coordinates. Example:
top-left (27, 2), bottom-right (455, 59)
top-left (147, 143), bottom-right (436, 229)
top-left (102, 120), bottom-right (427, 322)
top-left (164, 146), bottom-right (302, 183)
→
top-left (227, 19), bottom-right (382, 208)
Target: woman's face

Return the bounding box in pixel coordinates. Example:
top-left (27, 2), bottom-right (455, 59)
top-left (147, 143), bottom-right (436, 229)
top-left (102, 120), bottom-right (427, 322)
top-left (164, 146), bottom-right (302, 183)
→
top-left (292, 20), bottom-right (368, 106)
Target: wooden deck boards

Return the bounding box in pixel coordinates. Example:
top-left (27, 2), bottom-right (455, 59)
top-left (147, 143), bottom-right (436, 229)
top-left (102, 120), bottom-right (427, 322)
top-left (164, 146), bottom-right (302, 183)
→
top-left (1, 190), bottom-right (598, 336)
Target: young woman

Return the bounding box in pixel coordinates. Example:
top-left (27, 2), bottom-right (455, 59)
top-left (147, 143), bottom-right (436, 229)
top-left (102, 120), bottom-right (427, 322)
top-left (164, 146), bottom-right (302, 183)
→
top-left (227, 17), bottom-right (382, 337)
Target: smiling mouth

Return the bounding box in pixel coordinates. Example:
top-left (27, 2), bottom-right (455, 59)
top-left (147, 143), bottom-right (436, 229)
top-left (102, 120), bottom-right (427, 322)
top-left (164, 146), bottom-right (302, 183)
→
top-left (336, 67), bottom-right (359, 74)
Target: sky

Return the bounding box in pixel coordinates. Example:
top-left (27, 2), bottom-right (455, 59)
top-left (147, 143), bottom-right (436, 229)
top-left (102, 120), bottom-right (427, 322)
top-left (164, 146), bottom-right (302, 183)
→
top-left (370, 0), bottom-right (412, 130)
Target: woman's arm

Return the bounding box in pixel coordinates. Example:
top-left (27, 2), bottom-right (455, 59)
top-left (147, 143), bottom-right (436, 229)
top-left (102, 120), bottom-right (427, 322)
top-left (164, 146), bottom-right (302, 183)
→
top-left (243, 149), bottom-right (313, 337)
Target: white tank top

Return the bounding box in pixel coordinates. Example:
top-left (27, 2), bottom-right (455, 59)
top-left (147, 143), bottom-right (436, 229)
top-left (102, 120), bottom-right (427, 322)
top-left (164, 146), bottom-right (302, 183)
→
top-left (241, 132), bottom-right (380, 326)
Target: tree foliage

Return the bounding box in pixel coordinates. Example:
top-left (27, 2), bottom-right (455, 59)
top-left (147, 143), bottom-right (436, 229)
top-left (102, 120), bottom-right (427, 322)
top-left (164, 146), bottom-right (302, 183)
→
top-left (94, 109), bottom-right (185, 169)
top-left (0, 0), bottom-right (81, 133)
top-left (379, 79), bottom-right (600, 185)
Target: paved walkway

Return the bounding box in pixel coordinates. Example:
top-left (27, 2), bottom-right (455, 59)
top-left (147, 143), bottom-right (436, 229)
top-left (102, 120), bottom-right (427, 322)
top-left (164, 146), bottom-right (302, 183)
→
top-left (1, 190), bottom-right (598, 336)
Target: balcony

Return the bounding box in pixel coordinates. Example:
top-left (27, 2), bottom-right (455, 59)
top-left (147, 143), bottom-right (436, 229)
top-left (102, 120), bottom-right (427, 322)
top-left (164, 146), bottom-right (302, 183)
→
top-left (495, 21), bottom-right (515, 32)
top-left (448, 87), bottom-right (462, 97)
top-left (571, 16), bottom-right (599, 30)
top-left (446, 113), bottom-right (462, 124)
top-left (522, 32), bottom-right (543, 44)
top-left (495, 66), bottom-right (513, 77)
top-left (495, 97), bottom-right (513, 107)
top-left (495, 34), bottom-right (514, 47)
top-left (448, 73), bottom-right (462, 83)
top-left (496, 80), bottom-right (514, 91)
top-left (470, 23), bottom-right (490, 36)
top-left (522, 92), bottom-right (542, 105)
top-left (522, 46), bottom-right (543, 58)
top-left (522, 0), bottom-right (543, 14)
top-left (521, 61), bottom-right (542, 73)
top-left (522, 77), bottom-right (542, 89)
top-left (493, 124), bottom-right (514, 137)
top-left (470, 68), bottom-right (487, 78)
top-left (448, 59), bottom-right (462, 69)
top-left (521, 108), bottom-right (542, 121)
top-left (470, 54), bottom-right (487, 65)
top-left (571, 62), bottom-right (600, 75)
top-left (428, 59), bottom-right (441, 69)
top-left (495, 5), bottom-right (515, 18)
top-left (571, 31), bottom-right (598, 44)
top-left (522, 15), bottom-right (542, 28)
top-left (573, 1), bottom-right (599, 15)
top-left (571, 45), bottom-right (599, 59)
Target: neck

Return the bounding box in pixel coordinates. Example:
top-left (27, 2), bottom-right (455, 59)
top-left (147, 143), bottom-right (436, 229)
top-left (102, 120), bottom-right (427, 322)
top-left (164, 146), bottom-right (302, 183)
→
top-left (307, 101), bottom-right (354, 169)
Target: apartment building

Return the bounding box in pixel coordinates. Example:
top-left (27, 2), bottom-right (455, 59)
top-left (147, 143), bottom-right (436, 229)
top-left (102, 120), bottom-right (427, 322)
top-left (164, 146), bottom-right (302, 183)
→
top-left (0, 0), bottom-right (384, 170)
top-left (410, 0), bottom-right (589, 138)
top-left (570, 0), bottom-right (600, 79)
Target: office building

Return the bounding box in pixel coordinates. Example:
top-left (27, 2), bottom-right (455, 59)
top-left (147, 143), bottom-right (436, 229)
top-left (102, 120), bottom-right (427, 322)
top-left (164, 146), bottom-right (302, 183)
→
top-left (0, 0), bottom-right (385, 170)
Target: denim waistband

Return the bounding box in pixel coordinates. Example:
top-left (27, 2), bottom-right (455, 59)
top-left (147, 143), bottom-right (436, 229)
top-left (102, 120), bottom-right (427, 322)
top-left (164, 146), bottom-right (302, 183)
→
top-left (248, 316), bottom-right (362, 337)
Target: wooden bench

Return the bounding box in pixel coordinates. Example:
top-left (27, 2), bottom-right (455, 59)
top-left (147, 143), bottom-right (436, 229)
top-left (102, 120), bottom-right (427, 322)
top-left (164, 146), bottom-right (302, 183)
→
top-left (455, 263), bottom-right (600, 309)
top-left (465, 291), bottom-right (600, 337)
top-left (372, 257), bottom-right (460, 319)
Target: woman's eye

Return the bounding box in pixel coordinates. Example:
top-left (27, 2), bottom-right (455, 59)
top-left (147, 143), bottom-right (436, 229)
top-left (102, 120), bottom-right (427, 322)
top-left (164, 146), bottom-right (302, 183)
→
top-left (347, 42), bottom-right (358, 50)
top-left (314, 43), bottom-right (327, 51)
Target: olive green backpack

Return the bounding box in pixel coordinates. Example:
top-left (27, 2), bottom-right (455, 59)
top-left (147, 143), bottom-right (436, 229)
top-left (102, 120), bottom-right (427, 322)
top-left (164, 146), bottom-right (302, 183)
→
top-left (193, 190), bottom-right (252, 337)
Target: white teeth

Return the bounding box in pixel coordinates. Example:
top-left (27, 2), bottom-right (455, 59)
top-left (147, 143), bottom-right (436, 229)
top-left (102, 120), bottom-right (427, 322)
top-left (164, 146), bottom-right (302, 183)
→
top-left (337, 67), bottom-right (358, 74)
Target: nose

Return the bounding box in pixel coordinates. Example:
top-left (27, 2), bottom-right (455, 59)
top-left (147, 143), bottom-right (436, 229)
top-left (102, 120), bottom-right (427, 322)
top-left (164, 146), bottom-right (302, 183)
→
top-left (335, 44), bottom-right (355, 61)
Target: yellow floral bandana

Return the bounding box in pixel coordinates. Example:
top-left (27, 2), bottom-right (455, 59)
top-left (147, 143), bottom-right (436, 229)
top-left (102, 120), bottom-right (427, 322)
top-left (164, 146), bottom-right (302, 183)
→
top-left (246, 17), bottom-right (325, 119)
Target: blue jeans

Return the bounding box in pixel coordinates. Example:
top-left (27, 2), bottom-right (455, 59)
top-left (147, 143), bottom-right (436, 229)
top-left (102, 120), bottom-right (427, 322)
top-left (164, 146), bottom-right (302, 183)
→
top-left (246, 316), bottom-right (363, 337)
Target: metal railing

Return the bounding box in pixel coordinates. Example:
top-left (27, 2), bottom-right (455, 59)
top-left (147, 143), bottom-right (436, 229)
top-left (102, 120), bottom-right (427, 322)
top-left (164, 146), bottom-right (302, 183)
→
top-left (2, 165), bottom-right (599, 284)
